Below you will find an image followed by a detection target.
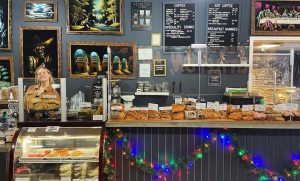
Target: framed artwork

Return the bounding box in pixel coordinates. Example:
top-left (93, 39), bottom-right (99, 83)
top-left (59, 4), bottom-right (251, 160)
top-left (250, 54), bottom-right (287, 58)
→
top-left (252, 0), bottom-right (300, 35)
top-left (66, 0), bottom-right (123, 35)
top-left (0, 0), bottom-right (11, 51)
top-left (131, 2), bottom-right (152, 31)
top-left (68, 42), bottom-right (137, 79)
top-left (20, 26), bottom-right (62, 78)
top-left (0, 56), bottom-right (14, 84)
top-left (24, 0), bottom-right (57, 22)
top-left (153, 59), bottom-right (166, 76)
top-left (151, 33), bottom-right (161, 46)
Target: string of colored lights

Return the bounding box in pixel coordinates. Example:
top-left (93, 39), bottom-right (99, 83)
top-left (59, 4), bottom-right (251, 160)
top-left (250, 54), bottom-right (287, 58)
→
top-left (104, 128), bottom-right (299, 181)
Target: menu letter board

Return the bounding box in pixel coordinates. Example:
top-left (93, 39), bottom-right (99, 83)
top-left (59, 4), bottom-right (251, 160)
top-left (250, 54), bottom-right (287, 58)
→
top-left (163, 3), bottom-right (195, 53)
top-left (207, 3), bottom-right (239, 48)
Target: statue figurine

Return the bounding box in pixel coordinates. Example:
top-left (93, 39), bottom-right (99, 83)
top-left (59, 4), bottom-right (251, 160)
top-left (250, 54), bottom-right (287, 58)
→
top-left (74, 49), bottom-right (90, 74)
top-left (219, 52), bottom-right (225, 64)
top-left (90, 52), bottom-right (101, 75)
top-left (121, 58), bottom-right (131, 75)
top-left (101, 54), bottom-right (110, 75)
top-left (112, 56), bottom-right (123, 75)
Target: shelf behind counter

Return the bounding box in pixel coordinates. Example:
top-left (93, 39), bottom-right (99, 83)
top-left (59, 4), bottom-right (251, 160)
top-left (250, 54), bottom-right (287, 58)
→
top-left (106, 119), bottom-right (300, 129)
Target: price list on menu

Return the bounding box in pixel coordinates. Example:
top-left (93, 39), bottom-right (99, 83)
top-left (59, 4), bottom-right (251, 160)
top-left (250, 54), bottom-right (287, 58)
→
top-left (207, 3), bottom-right (239, 48)
top-left (163, 3), bottom-right (195, 52)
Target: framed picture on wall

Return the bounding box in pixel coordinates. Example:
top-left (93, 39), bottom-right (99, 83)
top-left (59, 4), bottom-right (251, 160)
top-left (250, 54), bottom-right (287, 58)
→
top-left (68, 42), bottom-right (136, 79)
top-left (20, 26), bottom-right (62, 78)
top-left (131, 2), bottom-right (152, 31)
top-left (24, 0), bottom-right (57, 22)
top-left (66, 0), bottom-right (123, 35)
top-left (153, 59), bottom-right (166, 76)
top-left (0, 0), bottom-right (11, 51)
top-left (0, 56), bottom-right (14, 84)
top-left (252, 0), bottom-right (300, 35)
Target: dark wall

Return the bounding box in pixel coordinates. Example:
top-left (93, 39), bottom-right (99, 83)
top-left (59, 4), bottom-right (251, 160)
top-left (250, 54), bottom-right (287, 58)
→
top-left (2, 0), bottom-right (251, 103)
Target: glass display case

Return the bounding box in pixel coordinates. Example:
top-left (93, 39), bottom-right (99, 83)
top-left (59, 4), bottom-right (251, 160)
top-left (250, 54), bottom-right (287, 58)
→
top-left (249, 36), bottom-right (300, 105)
top-left (10, 126), bottom-right (102, 181)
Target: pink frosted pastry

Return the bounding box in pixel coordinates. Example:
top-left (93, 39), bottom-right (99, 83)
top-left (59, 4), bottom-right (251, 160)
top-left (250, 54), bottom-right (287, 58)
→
top-left (253, 112), bottom-right (267, 120)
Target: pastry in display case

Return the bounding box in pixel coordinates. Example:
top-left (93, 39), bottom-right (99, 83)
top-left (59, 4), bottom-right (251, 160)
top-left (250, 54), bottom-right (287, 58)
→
top-left (9, 126), bottom-right (103, 181)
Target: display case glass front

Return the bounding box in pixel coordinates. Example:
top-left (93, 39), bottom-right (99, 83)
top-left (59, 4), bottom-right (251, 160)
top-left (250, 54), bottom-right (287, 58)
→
top-left (12, 127), bottom-right (102, 181)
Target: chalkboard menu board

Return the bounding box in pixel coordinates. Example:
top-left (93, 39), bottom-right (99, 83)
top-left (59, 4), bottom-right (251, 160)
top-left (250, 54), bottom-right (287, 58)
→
top-left (207, 3), bottom-right (239, 48)
top-left (163, 3), bottom-right (195, 53)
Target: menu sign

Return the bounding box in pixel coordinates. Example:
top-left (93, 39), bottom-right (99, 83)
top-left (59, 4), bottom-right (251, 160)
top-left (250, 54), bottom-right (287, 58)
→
top-left (163, 3), bottom-right (195, 53)
top-left (207, 3), bottom-right (239, 48)
top-left (208, 70), bottom-right (221, 86)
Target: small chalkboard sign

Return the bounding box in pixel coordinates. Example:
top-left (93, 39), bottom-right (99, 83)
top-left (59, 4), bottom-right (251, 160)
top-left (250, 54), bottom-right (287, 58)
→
top-left (207, 3), bottom-right (239, 49)
top-left (153, 59), bottom-right (166, 76)
top-left (208, 70), bottom-right (221, 86)
top-left (163, 2), bottom-right (195, 53)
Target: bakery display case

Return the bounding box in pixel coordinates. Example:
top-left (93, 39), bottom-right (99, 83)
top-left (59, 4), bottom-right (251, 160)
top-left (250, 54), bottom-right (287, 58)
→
top-left (10, 126), bottom-right (103, 181)
top-left (249, 36), bottom-right (300, 105)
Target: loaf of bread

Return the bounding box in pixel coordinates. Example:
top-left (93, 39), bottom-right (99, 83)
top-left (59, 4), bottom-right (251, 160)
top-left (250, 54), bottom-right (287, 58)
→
top-left (203, 109), bottom-right (221, 119)
top-left (148, 110), bottom-right (160, 120)
top-left (172, 112), bottom-right (184, 120)
top-left (136, 110), bottom-right (148, 120)
top-left (160, 110), bottom-right (172, 120)
top-left (228, 112), bottom-right (243, 120)
top-left (172, 104), bottom-right (185, 113)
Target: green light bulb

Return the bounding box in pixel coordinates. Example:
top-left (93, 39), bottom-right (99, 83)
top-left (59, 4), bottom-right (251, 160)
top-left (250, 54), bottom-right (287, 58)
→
top-left (238, 149), bottom-right (245, 156)
top-left (196, 153), bottom-right (203, 159)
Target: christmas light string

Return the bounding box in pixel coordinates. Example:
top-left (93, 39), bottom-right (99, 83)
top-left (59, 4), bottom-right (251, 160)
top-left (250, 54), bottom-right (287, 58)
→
top-left (104, 128), bottom-right (300, 181)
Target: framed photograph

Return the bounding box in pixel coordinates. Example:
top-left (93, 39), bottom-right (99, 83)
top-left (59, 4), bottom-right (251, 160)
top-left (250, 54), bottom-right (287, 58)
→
top-left (131, 2), bottom-right (152, 31)
top-left (151, 33), bottom-right (161, 46)
top-left (252, 0), bottom-right (300, 35)
top-left (66, 0), bottom-right (123, 35)
top-left (20, 26), bottom-right (62, 78)
top-left (68, 42), bottom-right (137, 79)
top-left (0, 56), bottom-right (14, 84)
top-left (0, 0), bottom-right (11, 51)
top-left (24, 0), bottom-right (57, 22)
top-left (153, 59), bottom-right (166, 76)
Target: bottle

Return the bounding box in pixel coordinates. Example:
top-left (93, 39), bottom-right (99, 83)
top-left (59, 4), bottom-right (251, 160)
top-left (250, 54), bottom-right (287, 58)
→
top-left (93, 73), bottom-right (105, 104)
top-left (92, 73), bottom-right (105, 116)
